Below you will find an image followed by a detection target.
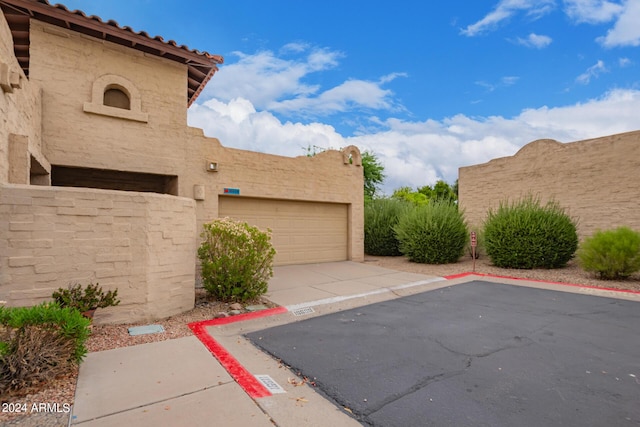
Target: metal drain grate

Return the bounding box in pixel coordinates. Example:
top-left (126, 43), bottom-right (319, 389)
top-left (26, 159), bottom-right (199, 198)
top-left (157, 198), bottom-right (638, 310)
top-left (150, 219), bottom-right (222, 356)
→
top-left (291, 306), bottom-right (315, 317)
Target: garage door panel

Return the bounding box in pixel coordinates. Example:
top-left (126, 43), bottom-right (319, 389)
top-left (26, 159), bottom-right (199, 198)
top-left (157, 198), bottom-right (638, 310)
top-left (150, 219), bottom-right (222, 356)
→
top-left (219, 197), bottom-right (348, 265)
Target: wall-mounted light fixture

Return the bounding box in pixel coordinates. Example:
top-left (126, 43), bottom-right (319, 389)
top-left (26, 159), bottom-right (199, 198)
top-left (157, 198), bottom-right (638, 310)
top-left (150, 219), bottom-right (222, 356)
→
top-left (206, 161), bottom-right (218, 172)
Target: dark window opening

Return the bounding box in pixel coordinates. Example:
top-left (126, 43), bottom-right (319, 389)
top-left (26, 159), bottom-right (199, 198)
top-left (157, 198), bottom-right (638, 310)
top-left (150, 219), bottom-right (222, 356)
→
top-left (103, 88), bottom-right (130, 110)
top-left (51, 166), bottom-right (178, 195)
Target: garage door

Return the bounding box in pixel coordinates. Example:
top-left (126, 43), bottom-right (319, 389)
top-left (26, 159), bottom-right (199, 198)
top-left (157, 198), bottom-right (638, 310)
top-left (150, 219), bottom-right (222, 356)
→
top-left (218, 196), bottom-right (348, 265)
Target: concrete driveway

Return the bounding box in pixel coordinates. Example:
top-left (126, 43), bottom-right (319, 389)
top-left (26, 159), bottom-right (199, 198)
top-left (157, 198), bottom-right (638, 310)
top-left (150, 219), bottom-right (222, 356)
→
top-left (267, 261), bottom-right (445, 308)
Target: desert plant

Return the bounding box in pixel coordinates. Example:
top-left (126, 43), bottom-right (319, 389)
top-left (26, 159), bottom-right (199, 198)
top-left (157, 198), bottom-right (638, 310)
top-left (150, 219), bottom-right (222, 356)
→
top-left (52, 282), bottom-right (120, 314)
top-left (394, 200), bottom-right (468, 264)
top-left (577, 227), bottom-right (640, 280)
top-left (198, 218), bottom-right (276, 302)
top-left (0, 303), bottom-right (90, 394)
top-left (483, 196), bottom-right (578, 269)
top-left (364, 198), bottom-right (410, 256)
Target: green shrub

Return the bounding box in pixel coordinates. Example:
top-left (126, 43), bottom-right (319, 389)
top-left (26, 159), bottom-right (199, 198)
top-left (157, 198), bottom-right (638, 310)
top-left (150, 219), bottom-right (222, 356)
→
top-left (198, 218), bottom-right (276, 302)
top-left (364, 198), bottom-right (410, 256)
top-left (483, 197), bottom-right (578, 269)
top-left (394, 201), bottom-right (468, 264)
top-left (577, 227), bottom-right (640, 280)
top-left (52, 282), bottom-right (120, 313)
top-left (0, 303), bottom-right (90, 394)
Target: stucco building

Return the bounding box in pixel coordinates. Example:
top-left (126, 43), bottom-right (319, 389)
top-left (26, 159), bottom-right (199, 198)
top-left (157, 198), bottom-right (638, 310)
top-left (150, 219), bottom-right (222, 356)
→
top-left (0, 0), bottom-right (364, 323)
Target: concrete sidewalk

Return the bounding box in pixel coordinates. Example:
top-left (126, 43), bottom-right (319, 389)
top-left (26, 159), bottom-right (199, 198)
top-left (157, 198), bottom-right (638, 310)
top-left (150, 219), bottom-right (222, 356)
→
top-left (71, 261), bottom-right (442, 426)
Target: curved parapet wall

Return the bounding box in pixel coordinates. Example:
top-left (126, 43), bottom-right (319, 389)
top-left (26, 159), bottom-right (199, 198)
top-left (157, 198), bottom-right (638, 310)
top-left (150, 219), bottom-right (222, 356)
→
top-left (0, 184), bottom-right (197, 324)
top-left (459, 131), bottom-right (640, 238)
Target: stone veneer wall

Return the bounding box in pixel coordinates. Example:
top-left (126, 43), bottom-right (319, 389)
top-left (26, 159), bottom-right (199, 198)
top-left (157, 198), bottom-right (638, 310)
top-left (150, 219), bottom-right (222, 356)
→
top-left (0, 184), bottom-right (196, 324)
top-left (458, 131), bottom-right (640, 239)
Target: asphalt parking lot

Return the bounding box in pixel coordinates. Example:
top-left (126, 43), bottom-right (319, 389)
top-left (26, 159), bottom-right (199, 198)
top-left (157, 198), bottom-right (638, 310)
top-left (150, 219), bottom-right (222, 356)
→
top-left (246, 280), bottom-right (640, 426)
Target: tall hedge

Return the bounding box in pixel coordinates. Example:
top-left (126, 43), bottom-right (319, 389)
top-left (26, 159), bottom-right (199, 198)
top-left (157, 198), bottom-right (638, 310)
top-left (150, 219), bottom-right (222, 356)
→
top-left (483, 197), bottom-right (578, 269)
top-left (364, 198), bottom-right (410, 256)
top-left (394, 201), bottom-right (468, 264)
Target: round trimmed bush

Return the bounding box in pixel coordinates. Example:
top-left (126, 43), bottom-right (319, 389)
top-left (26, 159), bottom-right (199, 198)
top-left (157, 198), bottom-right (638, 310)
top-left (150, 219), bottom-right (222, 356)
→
top-left (364, 198), bottom-right (410, 256)
top-left (483, 197), bottom-right (578, 269)
top-left (394, 201), bottom-right (468, 264)
top-left (198, 218), bottom-right (276, 302)
top-left (577, 227), bottom-right (640, 280)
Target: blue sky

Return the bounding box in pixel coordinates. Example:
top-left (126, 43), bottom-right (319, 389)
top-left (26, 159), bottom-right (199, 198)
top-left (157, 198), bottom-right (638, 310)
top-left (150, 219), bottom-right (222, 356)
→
top-left (60, 1), bottom-right (640, 193)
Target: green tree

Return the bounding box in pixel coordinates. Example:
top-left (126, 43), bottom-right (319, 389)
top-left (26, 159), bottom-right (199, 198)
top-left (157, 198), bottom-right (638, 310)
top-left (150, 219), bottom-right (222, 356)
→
top-left (392, 180), bottom-right (457, 205)
top-left (362, 151), bottom-right (385, 200)
top-left (392, 187), bottom-right (429, 205)
top-left (432, 180), bottom-right (457, 203)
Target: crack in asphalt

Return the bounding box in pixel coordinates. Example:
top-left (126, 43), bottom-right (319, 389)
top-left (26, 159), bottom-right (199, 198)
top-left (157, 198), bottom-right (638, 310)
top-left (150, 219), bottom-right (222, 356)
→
top-left (361, 366), bottom-right (469, 418)
top-left (361, 335), bottom-right (535, 420)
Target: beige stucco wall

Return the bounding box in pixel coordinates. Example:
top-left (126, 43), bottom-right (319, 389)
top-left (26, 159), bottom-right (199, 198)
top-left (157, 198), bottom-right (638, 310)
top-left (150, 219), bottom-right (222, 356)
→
top-left (0, 184), bottom-right (196, 324)
top-left (0, 9), bottom-right (364, 322)
top-left (0, 11), bottom-right (47, 185)
top-left (29, 21), bottom-right (187, 176)
top-left (459, 131), bottom-right (640, 239)
top-left (184, 129), bottom-right (364, 261)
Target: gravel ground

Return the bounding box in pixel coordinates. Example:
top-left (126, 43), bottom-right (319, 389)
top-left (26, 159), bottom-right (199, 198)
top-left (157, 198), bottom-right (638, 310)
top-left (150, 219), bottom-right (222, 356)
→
top-left (1, 257), bottom-right (638, 426)
top-left (365, 255), bottom-right (640, 292)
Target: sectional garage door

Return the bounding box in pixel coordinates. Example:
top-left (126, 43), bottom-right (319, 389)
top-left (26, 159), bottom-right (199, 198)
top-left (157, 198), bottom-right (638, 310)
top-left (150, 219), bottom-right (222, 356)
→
top-left (218, 196), bottom-right (348, 265)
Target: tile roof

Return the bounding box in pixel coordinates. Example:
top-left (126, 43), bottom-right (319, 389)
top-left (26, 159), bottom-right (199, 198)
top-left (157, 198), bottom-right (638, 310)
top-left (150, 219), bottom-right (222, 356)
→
top-left (0, 0), bottom-right (223, 106)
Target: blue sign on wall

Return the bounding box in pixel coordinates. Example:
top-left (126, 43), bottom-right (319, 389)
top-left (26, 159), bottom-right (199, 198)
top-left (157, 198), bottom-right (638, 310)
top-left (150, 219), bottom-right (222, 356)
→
top-left (223, 188), bottom-right (240, 195)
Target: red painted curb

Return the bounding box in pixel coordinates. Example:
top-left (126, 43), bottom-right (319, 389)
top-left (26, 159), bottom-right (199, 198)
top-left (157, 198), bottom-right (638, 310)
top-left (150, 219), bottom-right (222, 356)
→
top-left (442, 272), bottom-right (475, 280)
top-left (188, 306), bottom-right (289, 398)
top-left (443, 272), bottom-right (640, 295)
top-left (190, 306), bottom-right (288, 328)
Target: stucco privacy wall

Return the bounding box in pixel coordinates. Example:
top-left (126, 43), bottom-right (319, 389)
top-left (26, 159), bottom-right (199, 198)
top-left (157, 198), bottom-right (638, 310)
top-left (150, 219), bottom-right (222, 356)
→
top-left (458, 131), bottom-right (640, 239)
top-left (0, 10), bottom-right (47, 185)
top-left (0, 185), bottom-right (196, 323)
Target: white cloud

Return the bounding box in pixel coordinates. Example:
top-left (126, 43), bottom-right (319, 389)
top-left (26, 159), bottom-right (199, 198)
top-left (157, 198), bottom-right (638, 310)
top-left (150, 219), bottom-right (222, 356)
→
top-left (201, 47), bottom-right (403, 118)
top-left (201, 47), bottom-right (341, 109)
top-left (280, 42), bottom-right (309, 53)
top-left (464, 0), bottom-right (639, 48)
top-left (475, 76), bottom-right (520, 92)
top-left (189, 89), bottom-right (640, 195)
top-left (619, 57), bottom-right (632, 66)
top-left (564, 0), bottom-right (624, 23)
top-left (268, 79), bottom-right (400, 117)
top-left (501, 76), bottom-right (520, 85)
top-left (575, 60), bottom-right (608, 84)
top-left (461, 0), bottom-right (555, 36)
top-left (597, 0), bottom-right (640, 46)
top-left (515, 32), bottom-right (553, 48)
